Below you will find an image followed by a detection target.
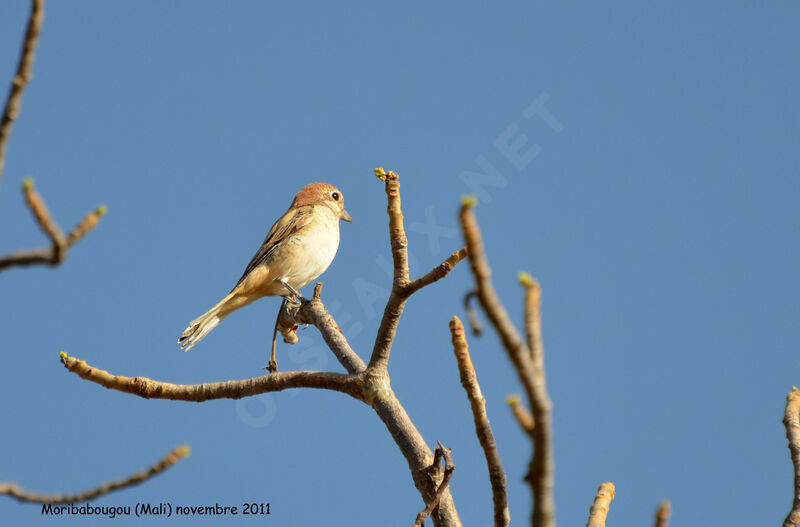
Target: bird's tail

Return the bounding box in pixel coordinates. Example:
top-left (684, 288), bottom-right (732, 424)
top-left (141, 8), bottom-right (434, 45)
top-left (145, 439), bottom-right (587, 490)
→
top-left (178, 292), bottom-right (236, 351)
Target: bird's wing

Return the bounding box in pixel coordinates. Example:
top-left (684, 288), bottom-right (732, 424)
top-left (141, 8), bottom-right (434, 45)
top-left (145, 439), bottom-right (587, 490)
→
top-left (235, 205), bottom-right (316, 286)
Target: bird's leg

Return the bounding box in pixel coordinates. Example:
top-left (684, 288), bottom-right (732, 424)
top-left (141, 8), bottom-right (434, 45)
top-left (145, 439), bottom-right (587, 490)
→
top-left (279, 279), bottom-right (304, 304)
top-left (265, 297), bottom-right (287, 373)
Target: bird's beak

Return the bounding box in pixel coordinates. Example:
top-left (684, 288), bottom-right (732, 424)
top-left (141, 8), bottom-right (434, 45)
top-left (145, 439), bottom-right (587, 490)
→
top-left (341, 209), bottom-right (353, 223)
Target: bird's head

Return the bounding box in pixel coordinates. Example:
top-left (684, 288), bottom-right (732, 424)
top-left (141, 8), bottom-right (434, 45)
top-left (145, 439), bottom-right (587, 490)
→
top-left (292, 182), bottom-right (352, 223)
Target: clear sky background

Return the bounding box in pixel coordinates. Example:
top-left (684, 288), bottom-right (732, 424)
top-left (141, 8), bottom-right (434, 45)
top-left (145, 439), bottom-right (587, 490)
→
top-left (1, 2), bottom-right (798, 526)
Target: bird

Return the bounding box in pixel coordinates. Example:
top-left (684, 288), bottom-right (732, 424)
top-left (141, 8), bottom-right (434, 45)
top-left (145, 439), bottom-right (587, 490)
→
top-left (178, 182), bottom-right (352, 352)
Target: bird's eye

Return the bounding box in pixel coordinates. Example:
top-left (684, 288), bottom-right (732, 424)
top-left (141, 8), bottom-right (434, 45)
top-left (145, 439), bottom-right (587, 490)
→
top-left (331, 192), bottom-right (340, 200)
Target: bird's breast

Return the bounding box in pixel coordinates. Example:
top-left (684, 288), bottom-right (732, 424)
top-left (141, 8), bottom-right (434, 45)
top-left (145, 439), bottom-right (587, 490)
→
top-left (279, 211), bottom-right (340, 289)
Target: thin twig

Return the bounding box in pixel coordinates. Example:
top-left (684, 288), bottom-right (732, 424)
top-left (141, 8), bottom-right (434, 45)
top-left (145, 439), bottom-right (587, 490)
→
top-left (520, 272), bottom-right (542, 362)
top-left (0, 247), bottom-right (57, 269)
top-left (375, 167), bottom-right (410, 286)
top-left (783, 387), bottom-right (800, 527)
top-left (460, 202), bottom-right (555, 527)
top-left (0, 445), bottom-right (189, 504)
top-left (586, 482), bottom-right (615, 527)
top-left (413, 441), bottom-right (456, 527)
top-left (463, 291), bottom-right (483, 336)
top-left (405, 248), bottom-right (468, 295)
top-left (0, 0), bottom-right (44, 189)
top-left (267, 297), bottom-right (288, 373)
top-left (506, 395), bottom-right (535, 436)
top-left (66, 204), bottom-right (107, 246)
top-left (449, 316), bottom-right (509, 527)
top-left (655, 500), bottom-right (671, 527)
top-left (60, 352), bottom-right (365, 402)
top-left (23, 177), bottom-right (65, 248)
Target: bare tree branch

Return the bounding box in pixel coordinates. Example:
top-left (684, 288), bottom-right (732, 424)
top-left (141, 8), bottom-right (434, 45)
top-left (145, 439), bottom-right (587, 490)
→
top-left (405, 248), bottom-right (468, 296)
top-left (369, 168), bottom-right (411, 371)
top-left (23, 177), bottom-right (65, 248)
top-left (784, 387), bottom-right (800, 527)
top-left (0, 179), bottom-right (106, 271)
top-left (463, 290), bottom-right (484, 336)
top-left (57, 171), bottom-right (468, 526)
top-left (460, 202), bottom-right (555, 527)
top-left (369, 168), bottom-right (468, 371)
top-left (63, 286), bottom-right (463, 526)
top-left (655, 500), bottom-right (671, 527)
top-left (413, 441), bottom-right (456, 527)
top-left (459, 202), bottom-right (536, 401)
top-left (520, 272), bottom-right (543, 363)
top-left (506, 395), bottom-right (535, 437)
top-left (66, 202), bottom-right (106, 246)
top-left (289, 283), bottom-right (367, 374)
top-left (59, 352), bottom-right (366, 402)
top-left (586, 482), bottom-right (615, 527)
top-left (369, 383), bottom-right (462, 526)
top-left (0, 0), bottom-right (44, 189)
top-left (449, 316), bottom-right (510, 527)
top-left (0, 3), bottom-right (104, 271)
top-left (375, 167), bottom-right (410, 285)
top-left (0, 445), bottom-right (189, 504)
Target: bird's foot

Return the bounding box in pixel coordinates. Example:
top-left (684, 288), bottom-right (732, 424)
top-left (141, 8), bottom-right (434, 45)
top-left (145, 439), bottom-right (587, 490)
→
top-left (263, 358), bottom-right (279, 373)
top-left (283, 293), bottom-right (303, 305)
top-left (279, 279), bottom-right (304, 303)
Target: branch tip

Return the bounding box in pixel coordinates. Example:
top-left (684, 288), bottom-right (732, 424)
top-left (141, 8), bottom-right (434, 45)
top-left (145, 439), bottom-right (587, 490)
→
top-left (507, 394), bottom-right (536, 435)
top-left (655, 500), bottom-right (671, 527)
top-left (460, 195), bottom-right (478, 209)
top-left (586, 482), bottom-right (616, 527)
top-left (518, 271), bottom-right (538, 289)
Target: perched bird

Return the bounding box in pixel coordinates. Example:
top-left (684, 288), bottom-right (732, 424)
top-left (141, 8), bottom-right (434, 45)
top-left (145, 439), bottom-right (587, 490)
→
top-left (178, 182), bottom-right (352, 351)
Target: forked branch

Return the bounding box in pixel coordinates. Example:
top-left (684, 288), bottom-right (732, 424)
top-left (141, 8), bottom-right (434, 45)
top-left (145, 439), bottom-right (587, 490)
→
top-left (0, 179), bottom-right (106, 271)
top-left (369, 168), bottom-right (467, 371)
top-left (460, 202), bottom-right (554, 527)
top-left (0, 1), bottom-right (105, 271)
top-left (58, 171), bottom-right (467, 526)
top-left (413, 441), bottom-right (456, 527)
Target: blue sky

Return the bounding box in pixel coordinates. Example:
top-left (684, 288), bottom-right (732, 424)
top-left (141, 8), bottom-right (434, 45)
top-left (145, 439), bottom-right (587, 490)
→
top-left (1, 1), bottom-right (798, 525)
